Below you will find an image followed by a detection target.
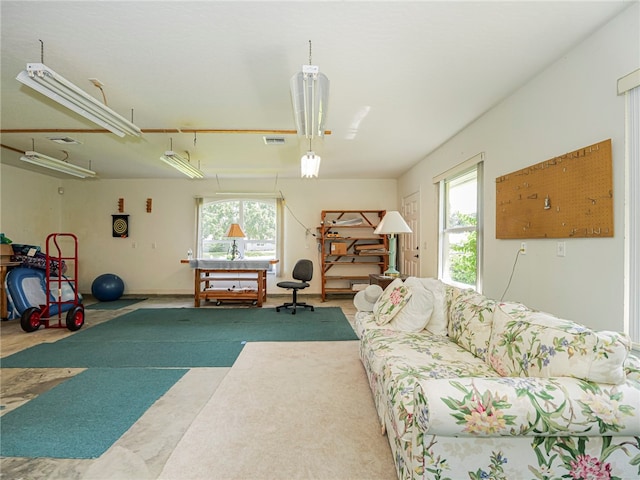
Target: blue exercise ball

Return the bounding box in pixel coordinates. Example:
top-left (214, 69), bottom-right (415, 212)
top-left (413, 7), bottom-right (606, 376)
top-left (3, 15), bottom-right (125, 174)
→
top-left (91, 273), bottom-right (125, 302)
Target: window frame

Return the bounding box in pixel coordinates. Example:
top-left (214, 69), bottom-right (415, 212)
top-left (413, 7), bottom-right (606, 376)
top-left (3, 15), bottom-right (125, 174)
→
top-left (436, 157), bottom-right (483, 291)
top-left (619, 70), bottom-right (640, 348)
top-left (196, 197), bottom-right (279, 265)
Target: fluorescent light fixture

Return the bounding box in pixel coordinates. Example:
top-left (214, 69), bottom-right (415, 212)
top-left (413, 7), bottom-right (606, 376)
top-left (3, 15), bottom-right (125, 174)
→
top-left (159, 151), bottom-right (204, 179)
top-left (16, 63), bottom-right (141, 137)
top-left (291, 42), bottom-right (329, 178)
top-left (290, 65), bottom-right (329, 139)
top-left (374, 211), bottom-right (412, 276)
top-left (47, 136), bottom-right (82, 145)
top-left (301, 151), bottom-right (321, 178)
top-left (20, 151), bottom-right (97, 178)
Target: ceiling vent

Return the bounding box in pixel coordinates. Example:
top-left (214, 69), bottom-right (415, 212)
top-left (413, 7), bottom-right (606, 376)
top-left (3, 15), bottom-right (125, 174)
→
top-left (48, 136), bottom-right (82, 145)
top-left (263, 136), bottom-right (286, 145)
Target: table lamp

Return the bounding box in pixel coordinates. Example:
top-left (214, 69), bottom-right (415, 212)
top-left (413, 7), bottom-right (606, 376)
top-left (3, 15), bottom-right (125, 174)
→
top-left (374, 211), bottom-right (412, 276)
top-left (225, 223), bottom-right (246, 261)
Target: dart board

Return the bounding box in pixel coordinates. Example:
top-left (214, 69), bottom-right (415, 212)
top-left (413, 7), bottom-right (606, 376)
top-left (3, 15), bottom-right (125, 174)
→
top-left (112, 215), bottom-right (129, 238)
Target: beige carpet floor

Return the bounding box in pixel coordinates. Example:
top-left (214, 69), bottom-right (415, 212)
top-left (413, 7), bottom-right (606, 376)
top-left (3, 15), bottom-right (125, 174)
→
top-left (159, 341), bottom-right (396, 480)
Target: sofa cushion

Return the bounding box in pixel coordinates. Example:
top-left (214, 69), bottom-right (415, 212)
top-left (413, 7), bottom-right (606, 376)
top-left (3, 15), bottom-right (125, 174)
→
top-left (388, 277), bottom-right (434, 332)
top-left (373, 278), bottom-right (412, 325)
top-left (488, 303), bottom-right (631, 384)
top-left (447, 290), bottom-right (496, 361)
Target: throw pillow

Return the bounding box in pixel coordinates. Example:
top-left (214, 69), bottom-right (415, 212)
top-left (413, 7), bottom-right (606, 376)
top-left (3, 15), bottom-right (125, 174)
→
top-left (373, 278), bottom-right (412, 325)
top-left (417, 278), bottom-right (448, 335)
top-left (389, 277), bottom-right (435, 332)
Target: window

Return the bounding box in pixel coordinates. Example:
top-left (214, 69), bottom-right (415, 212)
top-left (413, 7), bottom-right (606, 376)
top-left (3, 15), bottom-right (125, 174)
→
top-left (437, 160), bottom-right (483, 290)
top-left (197, 198), bottom-right (278, 261)
top-left (619, 70), bottom-right (640, 347)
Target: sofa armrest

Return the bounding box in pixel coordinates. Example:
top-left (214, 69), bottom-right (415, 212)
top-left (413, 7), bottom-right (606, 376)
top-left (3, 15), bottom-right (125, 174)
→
top-left (625, 352), bottom-right (640, 381)
top-left (413, 376), bottom-right (640, 437)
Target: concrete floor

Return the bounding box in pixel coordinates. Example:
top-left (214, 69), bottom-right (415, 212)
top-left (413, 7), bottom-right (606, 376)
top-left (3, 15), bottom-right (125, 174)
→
top-left (0, 294), bottom-right (357, 480)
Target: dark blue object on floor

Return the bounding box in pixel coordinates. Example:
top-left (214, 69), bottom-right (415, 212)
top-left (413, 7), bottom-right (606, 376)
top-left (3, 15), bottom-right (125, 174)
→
top-left (91, 273), bottom-right (124, 302)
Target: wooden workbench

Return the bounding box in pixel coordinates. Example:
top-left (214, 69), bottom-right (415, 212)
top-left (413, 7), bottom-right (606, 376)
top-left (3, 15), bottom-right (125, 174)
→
top-left (182, 259), bottom-right (278, 307)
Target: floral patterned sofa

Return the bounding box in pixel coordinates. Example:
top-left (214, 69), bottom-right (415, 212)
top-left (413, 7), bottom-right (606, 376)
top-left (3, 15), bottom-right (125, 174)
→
top-left (354, 277), bottom-right (640, 480)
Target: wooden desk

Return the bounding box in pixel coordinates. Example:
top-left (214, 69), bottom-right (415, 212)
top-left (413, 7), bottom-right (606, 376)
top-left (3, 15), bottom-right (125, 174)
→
top-left (183, 259), bottom-right (278, 307)
top-left (1, 261), bottom-right (21, 320)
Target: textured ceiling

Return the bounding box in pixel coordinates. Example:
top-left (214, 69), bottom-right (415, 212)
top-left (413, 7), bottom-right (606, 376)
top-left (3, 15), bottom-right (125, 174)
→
top-left (0, 1), bottom-right (632, 180)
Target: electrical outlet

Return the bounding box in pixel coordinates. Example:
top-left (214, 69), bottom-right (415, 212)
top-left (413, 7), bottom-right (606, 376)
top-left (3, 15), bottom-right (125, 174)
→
top-left (557, 241), bottom-right (566, 257)
top-left (520, 242), bottom-right (527, 254)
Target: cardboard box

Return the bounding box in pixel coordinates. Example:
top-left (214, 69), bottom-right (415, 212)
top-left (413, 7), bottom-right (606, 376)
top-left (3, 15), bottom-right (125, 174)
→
top-left (0, 244), bottom-right (14, 262)
top-left (330, 242), bottom-right (347, 255)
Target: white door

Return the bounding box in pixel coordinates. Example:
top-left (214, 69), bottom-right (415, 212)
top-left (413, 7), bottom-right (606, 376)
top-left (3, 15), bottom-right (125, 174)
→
top-left (401, 192), bottom-right (420, 276)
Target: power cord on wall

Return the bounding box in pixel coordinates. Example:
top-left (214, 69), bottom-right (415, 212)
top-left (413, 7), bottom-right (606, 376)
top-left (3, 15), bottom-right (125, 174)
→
top-left (283, 200), bottom-right (317, 238)
top-left (499, 246), bottom-right (524, 301)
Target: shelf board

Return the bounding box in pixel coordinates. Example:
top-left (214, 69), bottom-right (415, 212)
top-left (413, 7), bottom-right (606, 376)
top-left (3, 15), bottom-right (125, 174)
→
top-left (326, 252), bottom-right (388, 258)
top-left (324, 275), bottom-right (371, 281)
top-left (324, 261), bottom-right (384, 266)
top-left (319, 225), bottom-right (379, 229)
top-left (324, 288), bottom-right (359, 295)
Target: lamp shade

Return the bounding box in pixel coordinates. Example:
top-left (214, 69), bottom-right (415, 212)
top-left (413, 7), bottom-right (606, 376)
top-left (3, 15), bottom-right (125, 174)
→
top-left (374, 211), bottom-right (412, 234)
top-left (225, 223), bottom-right (246, 238)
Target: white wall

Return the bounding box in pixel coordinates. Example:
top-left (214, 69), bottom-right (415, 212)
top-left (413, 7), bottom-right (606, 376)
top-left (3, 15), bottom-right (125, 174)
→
top-left (399, 3), bottom-right (639, 332)
top-left (0, 172), bottom-right (396, 295)
top-left (0, 164), bottom-right (64, 245)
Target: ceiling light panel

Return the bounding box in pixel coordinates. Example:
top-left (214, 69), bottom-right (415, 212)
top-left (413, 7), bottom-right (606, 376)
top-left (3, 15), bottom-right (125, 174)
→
top-left (48, 136), bottom-right (82, 145)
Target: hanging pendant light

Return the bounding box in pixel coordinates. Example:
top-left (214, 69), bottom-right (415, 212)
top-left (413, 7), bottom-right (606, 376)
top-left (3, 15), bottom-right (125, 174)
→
top-left (290, 41), bottom-right (330, 139)
top-left (301, 149), bottom-right (321, 178)
top-left (291, 41), bottom-right (328, 178)
top-left (158, 138), bottom-right (204, 178)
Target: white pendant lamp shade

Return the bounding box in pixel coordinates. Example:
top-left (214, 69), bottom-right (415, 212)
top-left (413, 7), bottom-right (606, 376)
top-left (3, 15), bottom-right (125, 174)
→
top-left (301, 151), bottom-right (321, 178)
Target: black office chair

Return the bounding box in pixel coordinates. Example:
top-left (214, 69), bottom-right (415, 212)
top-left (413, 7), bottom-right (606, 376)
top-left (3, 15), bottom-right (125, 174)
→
top-left (276, 259), bottom-right (314, 314)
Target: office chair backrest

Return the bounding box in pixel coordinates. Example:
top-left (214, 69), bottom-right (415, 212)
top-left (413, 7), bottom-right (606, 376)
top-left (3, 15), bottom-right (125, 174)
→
top-left (292, 259), bottom-right (313, 282)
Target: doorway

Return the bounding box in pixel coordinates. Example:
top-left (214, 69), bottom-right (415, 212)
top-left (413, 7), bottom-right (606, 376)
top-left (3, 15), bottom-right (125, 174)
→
top-left (401, 192), bottom-right (420, 277)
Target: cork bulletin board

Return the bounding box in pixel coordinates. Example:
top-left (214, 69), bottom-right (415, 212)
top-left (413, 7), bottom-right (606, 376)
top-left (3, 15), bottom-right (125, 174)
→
top-left (496, 139), bottom-right (613, 239)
